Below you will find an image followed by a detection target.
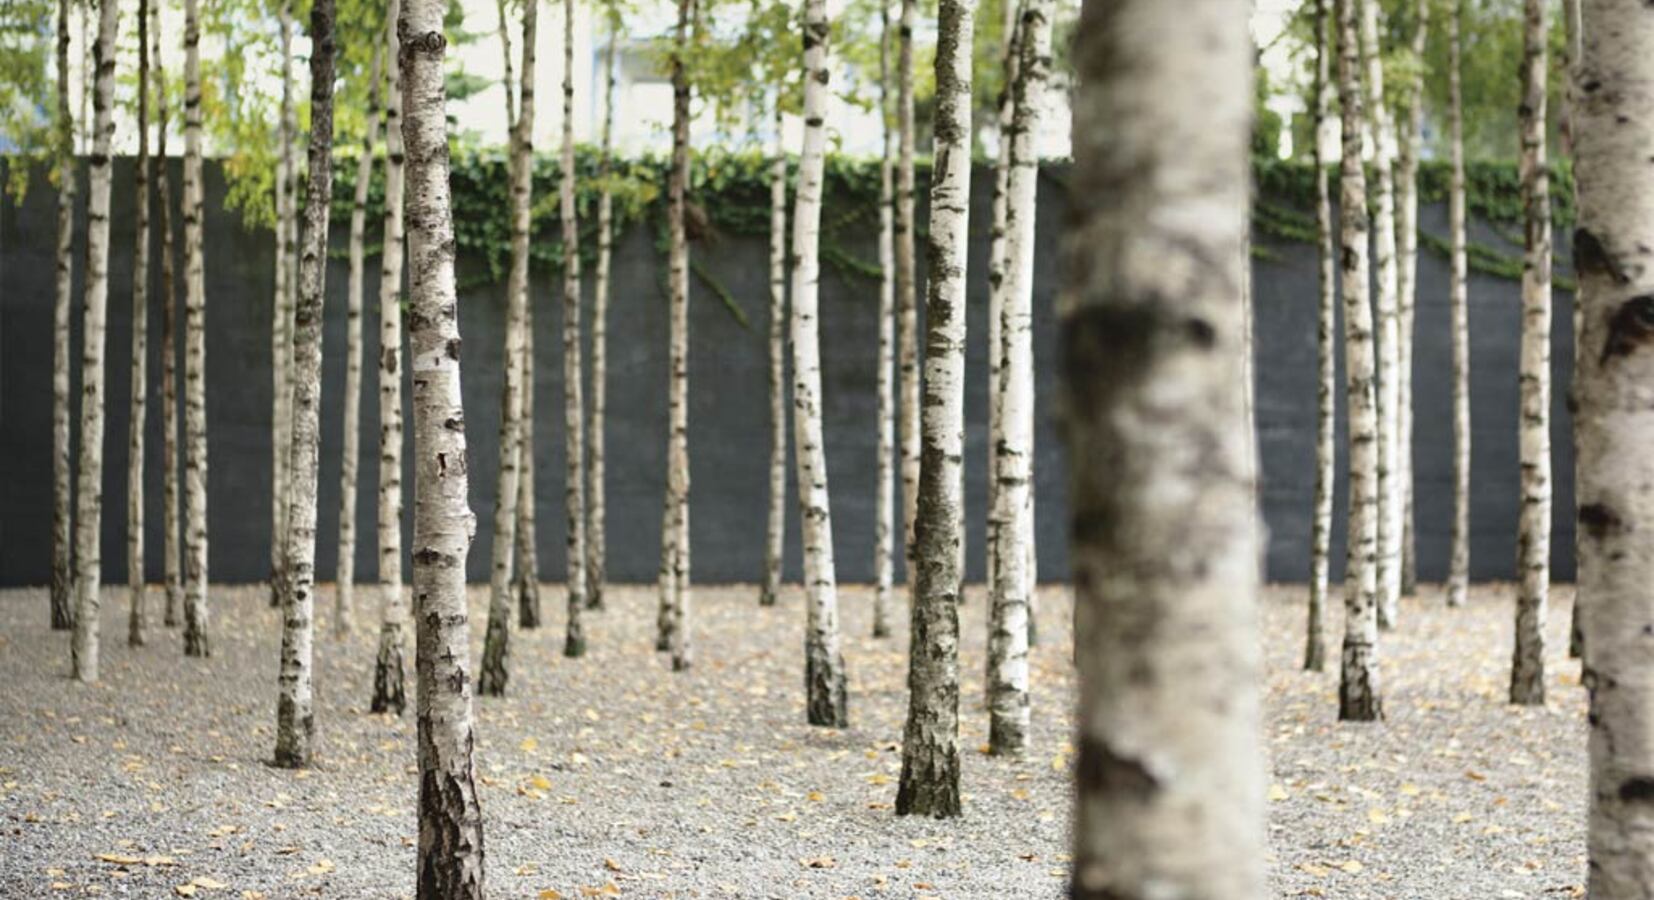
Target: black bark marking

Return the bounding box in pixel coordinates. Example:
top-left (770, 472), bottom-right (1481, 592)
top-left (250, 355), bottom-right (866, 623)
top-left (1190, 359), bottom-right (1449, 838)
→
top-left (1621, 777), bottom-right (1654, 803)
top-left (1602, 295), bottom-right (1654, 362)
top-left (1075, 736), bottom-right (1159, 801)
top-left (1574, 228), bottom-right (1625, 283)
top-left (1580, 503), bottom-right (1622, 540)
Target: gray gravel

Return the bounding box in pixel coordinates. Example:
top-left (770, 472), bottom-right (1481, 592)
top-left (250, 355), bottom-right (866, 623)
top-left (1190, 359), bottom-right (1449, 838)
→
top-left (0, 581), bottom-right (1585, 898)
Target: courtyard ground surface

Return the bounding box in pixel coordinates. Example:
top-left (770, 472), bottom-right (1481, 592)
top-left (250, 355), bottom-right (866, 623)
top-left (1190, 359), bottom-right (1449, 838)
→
top-left (0, 581), bottom-right (1585, 898)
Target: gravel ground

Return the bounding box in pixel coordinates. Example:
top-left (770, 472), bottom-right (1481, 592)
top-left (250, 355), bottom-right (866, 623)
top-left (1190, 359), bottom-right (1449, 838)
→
top-left (0, 581), bottom-right (1585, 898)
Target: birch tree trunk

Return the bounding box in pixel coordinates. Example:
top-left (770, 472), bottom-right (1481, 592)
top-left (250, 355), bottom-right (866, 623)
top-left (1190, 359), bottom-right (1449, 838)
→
top-left (658, 0), bottom-right (694, 670)
top-left (984, 0), bottom-right (1020, 592)
top-left (870, 9), bottom-right (894, 634)
top-left (515, 287), bottom-right (541, 628)
top-left (274, 0), bottom-right (337, 768)
top-left (895, 0), bottom-right (919, 576)
top-left (271, 1), bottom-right (297, 608)
top-left (155, 4), bottom-right (180, 629)
top-left (1065, 2), bottom-right (1264, 894)
top-left (763, 102), bottom-right (789, 608)
top-left (338, 51), bottom-right (383, 639)
top-left (791, 0), bottom-right (847, 724)
top-left (586, 8), bottom-right (615, 612)
top-left (1337, 0), bottom-right (1382, 721)
top-left (1565, 0), bottom-right (1585, 659)
top-left (560, 0), bottom-right (588, 656)
top-left (1395, 0), bottom-right (1427, 598)
top-left (1509, 0), bottom-right (1550, 706)
top-left (372, 0), bottom-right (409, 715)
top-left (1359, 0), bottom-right (1402, 630)
top-left (1306, 0), bottom-right (1333, 673)
top-left (895, 0), bottom-right (971, 815)
top-left (50, 0), bottom-right (74, 635)
top-left (71, 0), bottom-right (119, 684)
top-left (1447, 0), bottom-right (1470, 610)
top-left (987, 0), bottom-right (1048, 757)
top-left (128, 0), bottom-right (151, 648)
top-left (399, 7), bottom-right (487, 893)
top-left (478, 0), bottom-right (535, 697)
top-left (181, 0), bottom-right (209, 658)
top-left (1574, 5), bottom-right (1654, 891)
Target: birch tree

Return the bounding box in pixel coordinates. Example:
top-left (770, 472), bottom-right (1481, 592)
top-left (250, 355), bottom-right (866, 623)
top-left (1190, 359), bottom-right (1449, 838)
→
top-left (763, 102), bottom-right (789, 608)
top-left (869, 3), bottom-right (893, 633)
top-left (658, 0), bottom-right (695, 670)
top-left (896, 0), bottom-right (971, 815)
top-left (515, 277), bottom-right (541, 628)
top-left (1574, 4), bottom-right (1654, 891)
top-left (1306, 0), bottom-right (1333, 673)
top-left (1064, 1), bottom-right (1265, 894)
top-left (155, 1), bottom-right (181, 629)
top-left (895, 0), bottom-right (918, 571)
top-left (399, 4), bottom-right (486, 892)
top-left (587, 4), bottom-right (616, 612)
top-left (338, 50), bottom-right (383, 638)
top-left (372, 0), bottom-right (409, 715)
top-left (478, 0), bottom-right (535, 696)
top-left (986, 0), bottom-right (1049, 756)
top-left (70, 0), bottom-right (118, 684)
top-left (1395, 0), bottom-right (1427, 596)
top-left (1446, 0), bottom-right (1470, 610)
top-left (181, 0), bottom-right (209, 658)
top-left (1509, 0), bottom-right (1550, 706)
top-left (1336, 0), bottom-right (1381, 721)
top-left (560, 0), bottom-right (588, 655)
top-left (50, 0), bottom-right (73, 634)
top-left (271, 0), bottom-right (297, 608)
top-left (274, 0), bottom-right (338, 768)
top-left (127, 0), bottom-right (152, 647)
top-left (985, 0), bottom-right (1018, 597)
top-left (1359, 0), bottom-right (1401, 629)
top-left (1564, 0), bottom-right (1584, 660)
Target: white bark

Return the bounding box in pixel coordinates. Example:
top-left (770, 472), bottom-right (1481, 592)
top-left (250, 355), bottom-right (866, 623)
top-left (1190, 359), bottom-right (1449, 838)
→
top-left (586, 7), bottom-right (615, 612)
top-left (870, 7), bottom-right (893, 635)
top-left (51, 0), bottom-right (74, 633)
top-left (560, 0), bottom-right (587, 656)
top-left (1447, 0), bottom-right (1470, 611)
top-left (399, 4), bottom-right (486, 891)
top-left (372, 0), bottom-right (409, 716)
top-left (1307, 0), bottom-right (1334, 672)
top-left (71, 0), bottom-right (119, 684)
top-left (155, 3), bottom-right (180, 630)
top-left (984, 0), bottom-right (1020, 592)
top-left (271, 0), bottom-right (297, 608)
top-left (128, 0), bottom-right (152, 648)
top-left (763, 102), bottom-right (789, 609)
top-left (1063, 2), bottom-right (1264, 895)
top-left (1337, 0), bottom-right (1382, 721)
top-left (895, 0), bottom-right (919, 577)
top-left (658, 0), bottom-right (694, 671)
top-left (792, 0), bottom-right (846, 726)
top-left (1510, 0), bottom-right (1550, 706)
top-left (478, 0), bottom-right (536, 697)
top-left (896, 0), bottom-right (971, 816)
top-left (338, 50), bottom-right (383, 639)
top-left (1575, 7), bottom-right (1654, 891)
top-left (1396, 0), bottom-right (1427, 597)
top-left (181, 0), bottom-right (209, 658)
top-left (987, 0), bottom-right (1048, 757)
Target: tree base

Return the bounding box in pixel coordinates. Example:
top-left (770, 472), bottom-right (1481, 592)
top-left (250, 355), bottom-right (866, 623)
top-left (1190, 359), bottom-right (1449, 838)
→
top-left (564, 634), bottom-right (586, 659)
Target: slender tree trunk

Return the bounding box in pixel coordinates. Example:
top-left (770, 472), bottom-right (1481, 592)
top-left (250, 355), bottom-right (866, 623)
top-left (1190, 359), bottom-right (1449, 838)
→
top-left (986, 0), bottom-right (1047, 757)
top-left (180, 0), bottom-right (209, 658)
top-left (372, 0), bottom-right (409, 716)
top-left (496, 0), bottom-right (516, 132)
top-left (984, 0), bottom-right (1020, 593)
top-left (1065, 3), bottom-right (1264, 896)
top-left (271, 1), bottom-right (297, 608)
top-left (763, 102), bottom-right (789, 609)
top-left (400, 7), bottom-right (487, 894)
top-left (51, 0), bottom-right (74, 633)
top-left (478, 0), bottom-right (536, 697)
top-left (155, 3), bottom-right (180, 629)
top-left (870, 8), bottom-right (894, 634)
top-left (338, 50), bottom-right (383, 639)
top-left (1306, 0), bottom-right (1333, 673)
top-left (1358, 0), bottom-right (1402, 630)
top-left (895, 0), bottom-right (919, 578)
top-left (127, 0), bottom-right (152, 648)
top-left (1509, 0), bottom-right (1550, 706)
top-left (1575, 5), bottom-right (1654, 890)
top-left (792, 0), bottom-right (848, 725)
top-left (1565, 0), bottom-right (1585, 659)
top-left (274, 0), bottom-right (337, 768)
top-left (515, 289), bottom-right (541, 627)
top-left (1396, 0), bottom-right (1427, 598)
top-left (560, 0), bottom-right (587, 656)
top-left (586, 7), bottom-right (615, 612)
top-left (658, 0), bottom-right (695, 670)
top-left (895, 0), bottom-right (971, 815)
top-left (70, 0), bottom-right (119, 684)
top-left (1336, 0), bottom-right (1382, 721)
top-left (1447, 0), bottom-right (1470, 611)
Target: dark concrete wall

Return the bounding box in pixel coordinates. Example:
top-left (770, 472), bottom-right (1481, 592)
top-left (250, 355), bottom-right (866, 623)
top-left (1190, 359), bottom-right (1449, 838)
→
top-left (0, 158), bottom-right (1575, 586)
